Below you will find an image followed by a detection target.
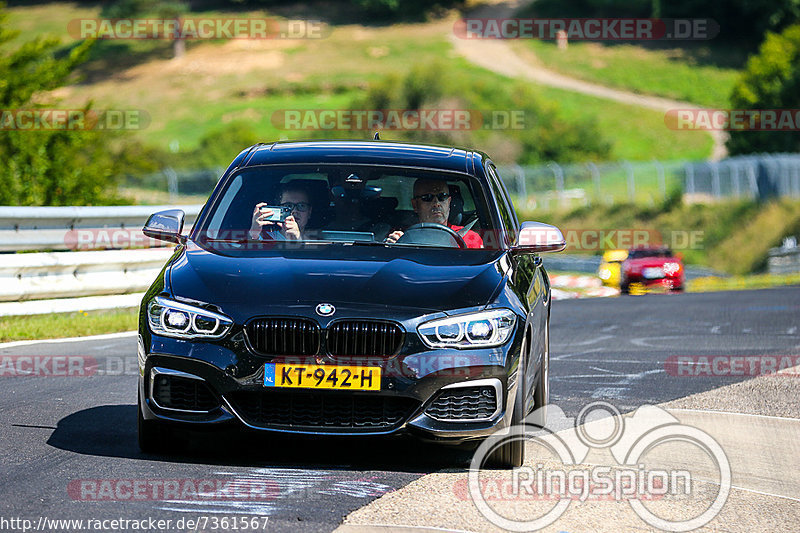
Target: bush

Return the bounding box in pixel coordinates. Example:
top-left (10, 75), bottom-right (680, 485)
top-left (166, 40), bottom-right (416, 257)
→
top-left (0, 5), bottom-right (132, 205)
top-left (727, 24), bottom-right (800, 155)
top-left (521, 0), bottom-right (800, 47)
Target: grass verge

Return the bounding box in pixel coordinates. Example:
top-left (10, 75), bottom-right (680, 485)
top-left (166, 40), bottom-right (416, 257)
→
top-left (512, 40), bottom-right (741, 108)
top-left (688, 273), bottom-right (800, 293)
top-left (523, 199), bottom-right (800, 275)
top-left (9, 2), bottom-right (715, 162)
top-left (0, 308), bottom-right (138, 343)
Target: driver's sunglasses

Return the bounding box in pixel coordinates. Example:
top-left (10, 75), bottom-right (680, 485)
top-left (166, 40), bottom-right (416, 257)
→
top-left (414, 192), bottom-right (450, 203)
top-left (280, 201), bottom-right (311, 212)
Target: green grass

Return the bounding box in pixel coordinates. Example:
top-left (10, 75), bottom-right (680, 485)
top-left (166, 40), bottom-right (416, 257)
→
top-left (514, 40), bottom-right (741, 108)
top-left (6, 3), bottom-right (718, 163)
top-left (688, 273), bottom-right (800, 293)
top-left (533, 85), bottom-right (714, 161)
top-left (0, 308), bottom-right (138, 342)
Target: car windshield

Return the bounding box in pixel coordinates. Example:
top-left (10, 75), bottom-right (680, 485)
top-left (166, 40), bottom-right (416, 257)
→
top-left (628, 248), bottom-right (673, 259)
top-left (194, 164), bottom-right (501, 251)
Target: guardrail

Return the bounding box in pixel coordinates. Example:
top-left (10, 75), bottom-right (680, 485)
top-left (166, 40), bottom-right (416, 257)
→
top-left (0, 248), bottom-right (175, 302)
top-left (0, 204), bottom-right (203, 252)
top-left (768, 238), bottom-right (800, 274)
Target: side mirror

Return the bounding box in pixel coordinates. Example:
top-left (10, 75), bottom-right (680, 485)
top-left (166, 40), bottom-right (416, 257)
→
top-left (513, 221), bottom-right (566, 253)
top-left (143, 209), bottom-right (186, 244)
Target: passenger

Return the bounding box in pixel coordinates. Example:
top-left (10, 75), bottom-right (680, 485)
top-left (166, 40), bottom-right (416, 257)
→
top-left (249, 183), bottom-right (312, 240)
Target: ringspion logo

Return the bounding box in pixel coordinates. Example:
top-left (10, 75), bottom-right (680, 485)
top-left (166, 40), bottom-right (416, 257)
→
top-left (469, 402), bottom-right (730, 531)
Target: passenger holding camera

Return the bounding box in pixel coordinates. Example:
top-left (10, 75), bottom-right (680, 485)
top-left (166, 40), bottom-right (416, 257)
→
top-left (249, 184), bottom-right (312, 240)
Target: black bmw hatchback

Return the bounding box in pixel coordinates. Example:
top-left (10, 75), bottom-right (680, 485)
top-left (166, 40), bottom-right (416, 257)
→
top-left (138, 140), bottom-right (565, 467)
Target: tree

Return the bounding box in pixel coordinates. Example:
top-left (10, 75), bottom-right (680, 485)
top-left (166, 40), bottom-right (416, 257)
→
top-left (101, 0), bottom-right (188, 59)
top-left (0, 3), bottom-right (128, 205)
top-left (727, 24), bottom-right (800, 155)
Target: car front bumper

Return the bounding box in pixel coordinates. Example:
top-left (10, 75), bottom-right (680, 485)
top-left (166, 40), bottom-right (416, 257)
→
top-left (137, 325), bottom-right (523, 443)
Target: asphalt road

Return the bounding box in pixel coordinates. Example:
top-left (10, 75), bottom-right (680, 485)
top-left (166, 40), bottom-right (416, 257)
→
top-left (1, 287), bottom-right (798, 532)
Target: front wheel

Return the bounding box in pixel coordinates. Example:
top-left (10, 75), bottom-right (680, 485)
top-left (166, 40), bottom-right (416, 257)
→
top-left (531, 317), bottom-right (550, 428)
top-left (486, 341), bottom-right (527, 468)
top-left (137, 390), bottom-right (167, 454)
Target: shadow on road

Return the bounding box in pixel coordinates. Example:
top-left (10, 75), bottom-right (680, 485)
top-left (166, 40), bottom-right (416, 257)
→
top-left (47, 405), bottom-right (474, 473)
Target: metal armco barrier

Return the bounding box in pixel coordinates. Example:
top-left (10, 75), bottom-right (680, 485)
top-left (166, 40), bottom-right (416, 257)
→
top-left (768, 238), bottom-right (800, 274)
top-left (0, 248), bottom-right (175, 302)
top-left (0, 204), bottom-right (203, 251)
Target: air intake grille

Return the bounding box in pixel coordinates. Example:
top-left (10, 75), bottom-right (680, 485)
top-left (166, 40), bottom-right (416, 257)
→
top-left (246, 318), bottom-right (319, 356)
top-left (227, 391), bottom-right (419, 431)
top-left (425, 386), bottom-right (498, 421)
top-left (327, 320), bottom-right (403, 357)
top-left (152, 374), bottom-right (219, 412)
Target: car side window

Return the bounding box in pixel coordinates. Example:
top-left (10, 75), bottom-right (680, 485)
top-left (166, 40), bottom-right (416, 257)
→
top-left (487, 164), bottom-right (518, 244)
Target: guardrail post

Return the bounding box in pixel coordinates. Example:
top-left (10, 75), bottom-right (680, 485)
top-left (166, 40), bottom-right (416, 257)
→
top-left (731, 162), bottom-right (741, 198)
top-left (623, 161), bottom-right (635, 202)
top-left (746, 163), bottom-right (759, 199)
top-left (548, 162), bottom-right (564, 207)
top-left (514, 164), bottom-right (527, 201)
top-left (164, 167), bottom-right (179, 203)
top-left (710, 162), bottom-right (721, 198)
top-left (685, 163), bottom-right (695, 196)
top-left (587, 162), bottom-right (600, 204)
top-left (654, 160), bottom-right (666, 200)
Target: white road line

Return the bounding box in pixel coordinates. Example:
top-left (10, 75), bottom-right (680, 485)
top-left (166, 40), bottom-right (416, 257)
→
top-left (551, 347), bottom-right (605, 361)
top-left (665, 407), bottom-right (800, 422)
top-left (0, 330), bottom-right (137, 349)
top-left (339, 524), bottom-right (477, 533)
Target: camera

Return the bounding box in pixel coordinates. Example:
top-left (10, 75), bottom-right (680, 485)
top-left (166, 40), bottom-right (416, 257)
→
top-left (259, 205), bottom-right (292, 222)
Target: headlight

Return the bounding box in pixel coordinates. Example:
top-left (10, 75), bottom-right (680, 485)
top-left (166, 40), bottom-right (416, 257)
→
top-left (147, 296), bottom-right (233, 339)
top-left (663, 262), bottom-right (682, 275)
top-left (418, 309), bottom-right (516, 349)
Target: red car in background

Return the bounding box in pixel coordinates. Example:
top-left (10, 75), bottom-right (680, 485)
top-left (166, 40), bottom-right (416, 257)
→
top-left (620, 247), bottom-right (684, 294)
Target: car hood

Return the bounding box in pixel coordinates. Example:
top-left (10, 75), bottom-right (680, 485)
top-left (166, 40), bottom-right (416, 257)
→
top-left (168, 243), bottom-right (507, 318)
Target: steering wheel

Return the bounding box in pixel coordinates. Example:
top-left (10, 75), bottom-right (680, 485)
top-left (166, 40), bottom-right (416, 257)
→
top-left (396, 223), bottom-right (467, 249)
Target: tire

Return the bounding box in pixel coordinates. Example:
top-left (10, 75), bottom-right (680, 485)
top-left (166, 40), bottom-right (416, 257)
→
top-left (137, 390), bottom-right (167, 454)
top-left (531, 317), bottom-right (550, 429)
top-left (486, 338), bottom-right (527, 468)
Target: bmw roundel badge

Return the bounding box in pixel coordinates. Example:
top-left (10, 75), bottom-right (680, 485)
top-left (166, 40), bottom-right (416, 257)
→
top-left (316, 303), bottom-right (335, 316)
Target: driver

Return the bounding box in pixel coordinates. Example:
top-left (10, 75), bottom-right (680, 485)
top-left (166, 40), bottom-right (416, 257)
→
top-left (385, 178), bottom-right (483, 248)
top-left (249, 183), bottom-right (312, 240)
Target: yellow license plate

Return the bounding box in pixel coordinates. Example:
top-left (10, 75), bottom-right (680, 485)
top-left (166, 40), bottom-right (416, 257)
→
top-left (263, 363), bottom-right (380, 391)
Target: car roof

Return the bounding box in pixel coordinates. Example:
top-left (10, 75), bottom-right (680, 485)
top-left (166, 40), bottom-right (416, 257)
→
top-left (240, 140), bottom-right (479, 174)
